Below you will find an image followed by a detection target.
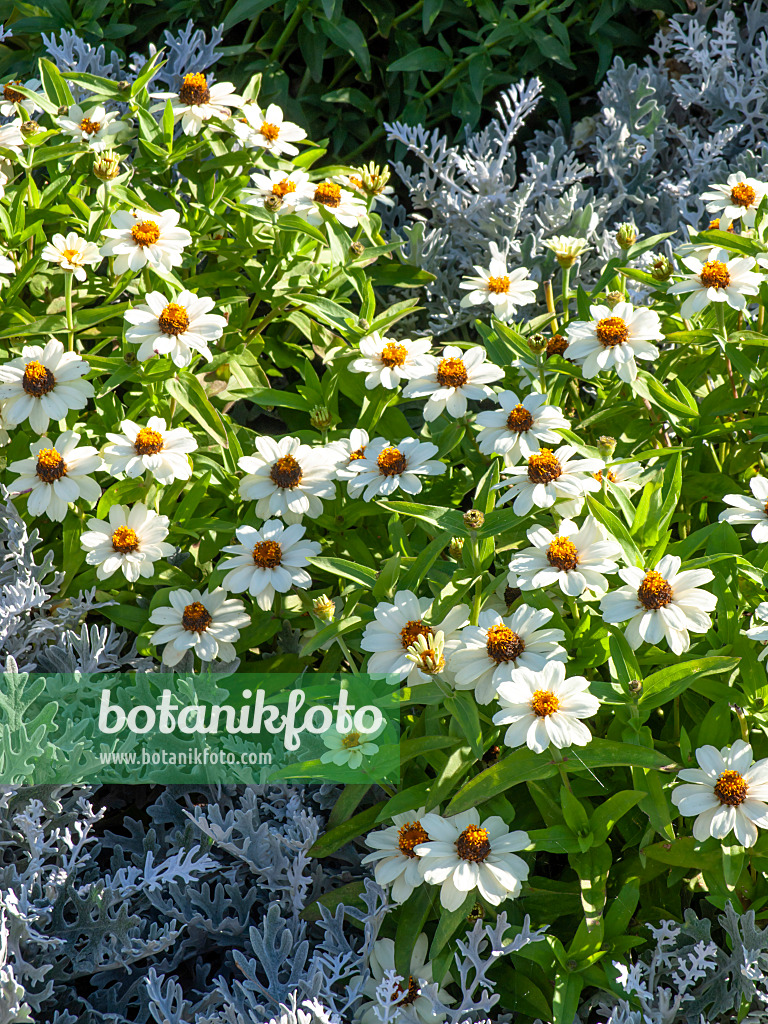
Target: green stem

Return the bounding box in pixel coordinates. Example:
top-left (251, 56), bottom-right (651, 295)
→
top-left (551, 746), bottom-right (572, 793)
top-left (65, 272), bottom-right (75, 352)
top-left (716, 302), bottom-right (727, 341)
top-left (470, 576), bottom-right (482, 626)
top-left (270, 2), bottom-right (308, 63)
top-left (336, 636), bottom-right (360, 675)
top-left (561, 265), bottom-right (570, 320)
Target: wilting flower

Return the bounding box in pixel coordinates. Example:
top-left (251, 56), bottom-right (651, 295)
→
top-left (149, 587), bottom-right (249, 666)
top-left (231, 102), bottom-right (307, 156)
top-left (9, 431), bottom-right (102, 521)
top-left (494, 661), bottom-right (600, 753)
top-left (41, 232), bottom-right (102, 281)
top-left (154, 72), bottom-right (241, 136)
top-left (351, 332), bottom-right (431, 390)
top-left (58, 103), bottom-right (126, 149)
top-left (104, 417), bottom-right (197, 483)
top-left (600, 555), bottom-right (716, 655)
top-left (218, 519), bottom-right (320, 610)
top-left (701, 172), bottom-right (768, 231)
top-left (565, 301), bottom-right (663, 384)
top-left (459, 256), bottom-right (537, 321)
top-left (403, 345), bottom-right (503, 421)
top-left (719, 477), bottom-right (768, 542)
top-left (508, 516), bottom-right (622, 597)
top-left (358, 935), bottom-right (453, 1024)
top-left (494, 445), bottom-right (603, 516)
top-left (476, 390), bottom-right (570, 462)
top-left (345, 436), bottom-right (444, 501)
top-left (238, 436), bottom-right (338, 523)
top-left (671, 740), bottom-right (768, 848)
top-left (100, 208), bottom-right (192, 274)
top-left (81, 503), bottom-right (173, 582)
top-left (414, 811), bottom-right (529, 910)
top-left (124, 289), bottom-right (226, 366)
top-left (668, 249), bottom-right (761, 317)
top-left (0, 338), bottom-right (93, 433)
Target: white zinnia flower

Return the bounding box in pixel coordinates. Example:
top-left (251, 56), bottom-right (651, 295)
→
top-left (218, 519), bottom-right (320, 609)
top-left (403, 345), bottom-right (504, 422)
top-left (351, 332), bottom-right (431, 390)
top-left (719, 476), bottom-right (768, 542)
top-left (345, 436), bottom-right (444, 501)
top-left (359, 934), bottom-right (453, 1024)
top-left (415, 811), bottom-right (529, 910)
top-left (241, 168), bottom-right (313, 215)
top-left (450, 606), bottom-right (567, 705)
top-left (0, 119), bottom-right (23, 156)
top-left (155, 73), bottom-right (241, 136)
top-left (493, 661), bottom-right (600, 753)
top-left (327, 428), bottom-right (369, 484)
top-left (746, 602), bottom-right (768, 663)
top-left (238, 436), bottom-right (337, 524)
top-left (41, 232), bottom-right (102, 281)
top-left (668, 249), bottom-right (761, 317)
top-left (103, 417), bottom-right (197, 483)
top-left (9, 431), bottom-right (102, 521)
top-left (508, 516), bottom-right (622, 597)
top-left (459, 256), bottom-right (537, 321)
top-left (230, 102), bottom-right (307, 156)
top-left (149, 587), bottom-right (249, 666)
top-left (565, 301), bottom-right (663, 384)
top-left (360, 590), bottom-right (468, 684)
top-left (362, 809), bottom-right (430, 904)
top-left (476, 390), bottom-right (570, 462)
top-left (542, 235), bottom-right (590, 267)
top-left (493, 445), bottom-right (603, 516)
top-left (0, 78), bottom-right (42, 117)
top-left (700, 172), bottom-right (768, 231)
top-left (100, 208), bottom-right (192, 274)
top-left (294, 180), bottom-right (367, 228)
top-left (0, 338), bottom-right (93, 433)
top-left (671, 740), bottom-right (768, 848)
top-left (600, 554), bottom-right (716, 655)
top-left (123, 289), bottom-right (226, 367)
top-left (80, 502), bottom-right (173, 581)
top-left (58, 103), bottom-right (126, 149)
top-left (320, 723), bottom-right (381, 770)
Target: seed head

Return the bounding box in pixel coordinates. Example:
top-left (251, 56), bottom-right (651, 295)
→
top-left (605, 290), bottom-right (624, 309)
top-left (463, 509), bottom-right (484, 529)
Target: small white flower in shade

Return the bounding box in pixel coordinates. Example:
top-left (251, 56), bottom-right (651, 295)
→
top-left (671, 740), bottom-right (768, 848)
top-left (58, 103), bottom-right (126, 149)
top-left (149, 588), bottom-right (250, 667)
top-left (402, 345), bottom-right (504, 422)
top-left (508, 516), bottom-right (622, 598)
top-left (80, 502), bottom-right (173, 582)
top-left (345, 437), bottom-right (445, 502)
top-left (360, 590), bottom-right (469, 684)
top-left (241, 168), bottom-right (313, 215)
top-left (701, 172), bottom-right (768, 231)
top-left (359, 934), bottom-right (453, 1024)
top-left (154, 72), bottom-right (241, 136)
top-left (103, 417), bottom-right (197, 483)
top-left (599, 554), bottom-right (716, 655)
top-left (493, 445), bottom-right (603, 516)
top-left (351, 332), bottom-right (432, 390)
top-left (668, 249), bottom-right (761, 318)
top-left (542, 235), bottom-right (590, 267)
top-left (746, 602), bottom-right (768, 664)
top-left (326, 428), bottom-right (369, 484)
top-left (123, 290), bottom-right (226, 367)
top-left (294, 180), bottom-right (368, 229)
top-left (238, 436), bottom-right (337, 524)
top-left (476, 390), bottom-right (570, 462)
top-left (9, 431), bottom-right (102, 521)
top-left (565, 302), bottom-right (663, 384)
top-left (459, 256), bottom-right (537, 321)
top-left (414, 811), bottom-right (529, 911)
top-left (320, 721), bottom-right (381, 770)
top-left (450, 606), bottom-right (567, 705)
top-left (493, 661), bottom-right (600, 753)
top-left (218, 519), bottom-right (320, 610)
top-left (362, 808), bottom-right (430, 903)
top-left (0, 338), bottom-right (93, 433)
top-left (231, 102), bottom-right (307, 156)
top-left (719, 476), bottom-right (768, 542)
top-left (41, 232), bottom-right (101, 282)
top-left (100, 208), bottom-right (192, 275)
top-left (0, 252), bottom-right (14, 288)
top-left (0, 78), bottom-right (42, 117)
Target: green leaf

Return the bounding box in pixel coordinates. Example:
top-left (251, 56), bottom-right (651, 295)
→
top-left (308, 800), bottom-right (386, 857)
top-left (308, 556), bottom-right (377, 590)
top-left (639, 656), bottom-right (740, 711)
top-left (165, 373), bottom-right (228, 446)
top-left (586, 495), bottom-right (643, 567)
top-left (388, 47), bottom-right (451, 72)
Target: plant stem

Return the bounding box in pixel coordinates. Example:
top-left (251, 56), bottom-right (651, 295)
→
top-left (551, 746), bottom-right (572, 793)
top-left (336, 636), bottom-right (360, 675)
top-left (561, 265), bottom-right (570, 320)
top-left (470, 576), bottom-right (482, 626)
top-left (64, 272), bottom-right (75, 352)
top-left (271, 2), bottom-right (308, 63)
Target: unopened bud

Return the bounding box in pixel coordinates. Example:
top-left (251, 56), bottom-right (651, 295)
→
top-left (19, 119), bottom-right (39, 138)
top-left (528, 332), bottom-right (547, 355)
top-left (650, 253), bottom-right (673, 281)
top-left (482, 745), bottom-right (500, 766)
top-left (349, 240), bottom-right (365, 257)
top-left (467, 901), bottom-right (485, 921)
top-left (264, 193), bottom-right (283, 212)
top-left (313, 594), bottom-right (336, 623)
top-left (605, 290), bottom-right (623, 309)
top-left (597, 435), bottom-right (617, 459)
top-left (616, 223), bottom-right (637, 250)
top-left (123, 351), bottom-right (138, 365)
top-left (627, 678), bottom-right (643, 697)
top-left (93, 150), bottom-right (120, 182)
top-left (57, 105), bottom-right (69, 117)
top-left (357, 318), bottom-right (370, 331)
top-left (463, 509), bottom-right (484, 529)
top-left (309, 404), bottom-right (334, 431)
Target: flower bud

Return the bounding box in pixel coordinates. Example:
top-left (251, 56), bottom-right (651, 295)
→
top-left (349, 240), bottom-right (365, 257)
top-left (263, 193), bottom-right (283, 212)
top-left (605, 290), bottom-right (623, 309)
top-left (542, 235), bottom-right (589, 269)
top-left (57, 105), bottom-right (69, 117)
top-left (309, 404), bottom-right (334, 431)
top-left (528, 332), bottom-right (547, 355)
top-left (313, 594), bottom-right (336, 623)
top-left (597, 435), bottom-right (617, 459)
top-left (463, 509), bottom-right (484, 529)
top-left (616, 223), bottom-right (637, 250)
top-left (650, 254), bottom-right (673, 281)
top-left (467, 901), bottom-right (485, 921)
top-left (627, 678), bottom-right (643, 697)
top-left (448, 537), bottom-right (464, 560)
top-left (93, 150), bottom-right (120, 182)
top-left (19, 119), bottom-right (39, 138)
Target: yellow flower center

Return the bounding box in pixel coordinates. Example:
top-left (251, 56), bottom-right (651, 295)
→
top-left (181, 601), bottom-right (212, 632)
top-left (527, 448), bottom-right (562, 484)
top-left (79, 117), bottom-right (102, 135)
top-left (485, 623), bottom-right (525, 663)
top-left (436, 356), bottom-right (468, 388)
top-left (349, 446), bottom-right (366, 461)
top-left (178, 72), bottom-right (211, 106)
top-left (341, 730), bottom-right (362, 749)
top-left (397, 820), bottom-right (429, 858)
top-left (730, 183), bottom-right (756, 208)
top-left (455, 824), bottom-right (491, 863)
top-left (314, 182), bottom-right (342, 208)
top-left (3, 82), bottom-right (24, 104)
top-left (111, 525), bottom-right (139, 553)
top-left (487, 274), bottom-right (511, 294)
top-left (700, 260), bottom-right (730, 289)
top-left (272, 178), bottom-right (296, 197)
top-left (531, 689), bottom-right (561, 717)
top-left (547, 536), bottom-right (579, 572)
top-left (131, 220), bottom-right (161, 247)
top-left (506, 404), bottom-right (534, 433)
top-left (60, 248), bottom-right (81, 263)
top-left (36, 447), bottom-right (66, 482)
top-left (269, 454), bottom-right (303, 489)
top-left (593, 469), bottom-right (618, 484)
top-left (259, 121), bottom-right (281, 142)
top-left (377, 446), bottom-right (407, 476)
top-left (379, 341), bottom-right (408, 367)
top-left (596, 316), bottom-right (629, 348)
top-left (157, 302), bottom-right (190, 336)
top-left (22, 360), bottom-right (56, 397)
top-left (252, 540), bottom-right (282, 568)
top-left (400, 619), bottom-right (432, 650)
top-left (637, 569), bottom-right (673, 610)
top-left (714, 769), bottom-right (747, 806)
top-left (134, 427), bottom-right (165, 456)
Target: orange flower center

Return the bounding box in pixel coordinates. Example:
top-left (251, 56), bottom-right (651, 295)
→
top-left (134, 427), bottom-right (164, 456)
top-left (36, 447), bottom-right (66, 482)
top-left (436, 356), bottom-right (468, 388)
top-left (487, 274), bottom-right (511, 294)
top-left (181, 601), bottom-right (212, 632)
top-left (179, 72), bottom-right (211, 106)
top-left (527, 448), bottom-right (561, 484)
top-left (637, 569), bottom-right (673, 610)
top-left (79, 117), bottom-right (102, 135)
top-left (531, 689), bottom-right (560, 717)
top-left (3, 82), bottom-right (24, 104)
top-left (730, 183), bottom-right (756, 208)
top-left (259, 121), bottom-right (281, 142)
top-left (400, 619), bottom-right (432, 650)
top-left (60, 248), bottom-right (81, 262)
top-left (269, 454), bottom-right (303, 489)
top-left (379, 341), bottom-right (408, 367)
top-left (377, 446), bottom-right (407, 476)
top-left (547, 536), bottom-right (579, 572)
top-left (348, 446), bottom-right (366, 461)
top-left (700, 260), bottom-right (730, 289)
top-left (455, 824), bottom-right (491, 862)
top-left (252, 540), bottom-right (283, 568)
top-left (506, 404), bottom-right (534, 433)
top-left (485, 624), bottom-right (525, 663)
top-left (314, 182), bottom-right (342, 208)
top-left (396, 977), bottom-right (421, 1007)
top-left (158, 302), bottom-right (190, 336)
top-left (596, 316), bottom-right (628, 348)
top-left (547, 334), bottom-right (569, 357)
top-left (111, 525), bottom-right (139, 553)
top-left (341, 730), bottom-right (361, 749)
top-left (272, 178), bottom-right (296, 197)
top-left (397, 820), bottom-right (428, 857)
top-left (714, 769), bottom-right (747, 806)
top-left (22, 360), bottom-right (55, 397)
top-left (131, 220), bottom-right (161, 247)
